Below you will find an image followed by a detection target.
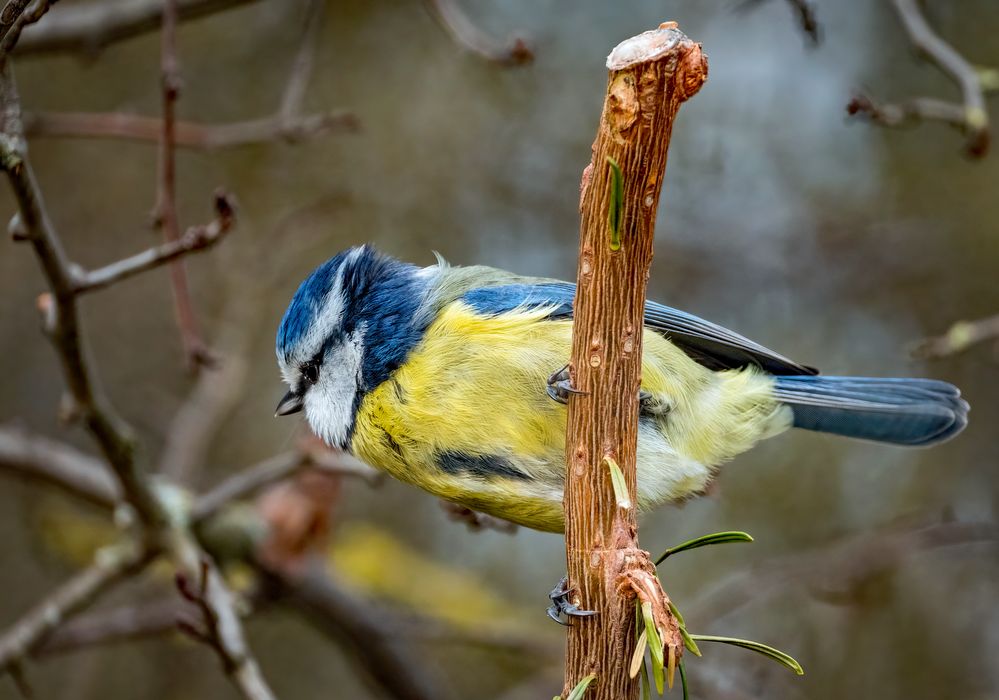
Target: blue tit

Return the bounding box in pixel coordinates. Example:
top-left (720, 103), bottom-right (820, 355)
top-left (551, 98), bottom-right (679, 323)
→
top-left (274, 245), bottom-right (968, 533)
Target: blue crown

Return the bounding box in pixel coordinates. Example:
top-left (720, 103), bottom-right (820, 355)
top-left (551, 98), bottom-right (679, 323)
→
top-left (276, 245), bottom-right (429, 391)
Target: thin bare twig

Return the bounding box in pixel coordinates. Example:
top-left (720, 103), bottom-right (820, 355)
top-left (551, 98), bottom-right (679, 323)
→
top-left (848, 0), bottom-right (992, 156)
top-left (174, 553), bottom-right (275, 700)
top-left (279, 0), bottom-right (323, 123)
top-left (739, 0), bottom-right (821, 46)
top-left (154, 0), bottom-right (213, 371)
top-left (423, 0), bottom-right (533, 66)
top-left (0, 542), bottom-right (151, 674)
top-left (20, 0), bottom-right (356, 151)
top-left (686, 518), bottom-right (999, 625)
top-left (909, 313), bottom-right (999, 359)
top-left (35, 599), bottom-right (187, 657)
top-left (15, 0), bottom-right (262, 56)
top-left (192, 450), bottom-right (379, 525)
top-left (74, 190), bottom-right (236, 295)
top-left (22, 109), bottom-right (358, 149)
top-left (0, 67), bottom-right (167, 528)
top-left (0, 0), bottom-right (53, 62)
top-left (257, 557), bottom-right (450, 700)
top-left (0, 424), bottom-right (120, 509)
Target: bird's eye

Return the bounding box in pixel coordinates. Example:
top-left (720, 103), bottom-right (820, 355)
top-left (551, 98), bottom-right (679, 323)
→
top-left (301, 362), bottom-right (320, 385)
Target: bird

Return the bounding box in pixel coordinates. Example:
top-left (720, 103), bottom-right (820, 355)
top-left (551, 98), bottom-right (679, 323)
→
top-left (274, 245), bottom-right (968, 536)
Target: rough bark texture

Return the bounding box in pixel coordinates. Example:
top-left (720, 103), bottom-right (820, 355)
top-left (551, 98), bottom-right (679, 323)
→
top-left (563, 23), bottom-right (707, 699)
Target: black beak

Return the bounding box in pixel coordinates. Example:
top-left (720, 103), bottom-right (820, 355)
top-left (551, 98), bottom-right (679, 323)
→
top-left (275, 390), bottom-right (304, 417)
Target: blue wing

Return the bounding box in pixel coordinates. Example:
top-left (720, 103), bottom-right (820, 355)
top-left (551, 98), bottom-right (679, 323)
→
top-left (459, 283), bottom-right (816, 376)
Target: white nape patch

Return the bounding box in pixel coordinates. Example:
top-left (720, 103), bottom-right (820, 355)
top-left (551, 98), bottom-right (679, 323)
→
top-left (303, 327), bottom-right (365, 449)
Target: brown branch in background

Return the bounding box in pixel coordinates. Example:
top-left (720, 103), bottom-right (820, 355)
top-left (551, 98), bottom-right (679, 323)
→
top-left (0, 543), bottom-right (151, 674)
top-left (20, 0), bottom-right (356, 151)
top-left (0, 425), bottom-right (120, 509)
top-left (175, 558), bottom-right (275, 700)
top-left (0, 68), bottom-right (168, 528)
top-left (686, 517), bottom-right (999, 625)
top-left (192, 448), bottom-right (380, 525)
top-left (739, 0), bottom-right (820, 46)
top-left (847, 0), bottom-right (991, 157)
top-left (34, 599), bottom-right (188, 657)
top-left (257, 557), bottom-right (451, 700)
top-left (15, 0), bottom-right (262, 56)
top-left (0, 0), bottom-right (53, 63)
top-left (909, 313), bottom-right (999, 359)
top-left (75, 191), bottom-right (236, 295)
top-left (423, 0), bottom-right (533, 66)
top-left (1, 61), bottom-right (277, 699)
top-left (562, 23), bottom-right (707, 699)
top-left (155, 0), bottom-right (213, 371)
top-left (22, 109), bottom-right (359, 150)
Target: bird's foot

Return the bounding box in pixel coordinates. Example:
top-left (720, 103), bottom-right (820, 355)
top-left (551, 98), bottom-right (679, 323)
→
top-left (546, 365), bottom-right (587, 404)
top-left (546, 575), bottom-right (597, 625)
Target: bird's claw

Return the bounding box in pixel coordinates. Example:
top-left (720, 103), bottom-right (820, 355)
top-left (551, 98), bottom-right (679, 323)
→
top-left (546, 365), bottom-right (587, 404)
top-left (546, 575), bottom-right (597, 626)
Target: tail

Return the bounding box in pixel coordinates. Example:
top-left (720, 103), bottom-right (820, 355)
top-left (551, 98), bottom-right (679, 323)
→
top-left (774, 376), bottom-right (968, 447)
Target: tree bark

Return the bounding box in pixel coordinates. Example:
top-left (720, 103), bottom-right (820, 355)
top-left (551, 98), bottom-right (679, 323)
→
top-left (563, 23), bottom-right (707, 699)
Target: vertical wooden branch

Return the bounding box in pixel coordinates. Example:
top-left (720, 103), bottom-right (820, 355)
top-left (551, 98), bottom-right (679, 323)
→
top-left (563, 23), bottom-right (707, 699)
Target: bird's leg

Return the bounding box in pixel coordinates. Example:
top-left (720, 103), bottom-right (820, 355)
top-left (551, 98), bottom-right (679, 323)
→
top-left (548, 365), bottom-right (666, 412)
top-left (546, 575), bottom-right (597, 625)
top-left (546, 365), bottom-right (587, 404)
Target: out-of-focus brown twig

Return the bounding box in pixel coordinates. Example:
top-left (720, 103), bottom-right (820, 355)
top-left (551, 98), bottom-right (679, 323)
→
top-left (35, 598), bottom-right (188, 657)
top-left (909, 313), bottom-right (999, 359)
top-left (423, 0), bottom-right (533, 66)
top-left (739, 0), bottom-right (821, 45)
top-left (0, 424), bottom-right (120, 509)
top-left (0, 0), bottom-right (53, 62)
top-left (155, 0), bottom-right (213, 371)
top-left (175, 558), bottom-right (275, 700)
top-left (75, 190), bottom-right (236, 294)
top-left (257, 557), bottom-right (452, 700)
top-left (21, 106), bottom-right (358, 150)
top-left (192, 448), bottom-right (380, 525)
top-left (21, 0), bottom-right (357, 150)
top-left (15, 0), bottom-right (262, 56)
top-left (0, 68), bottom-right (168, 529)
top-left (848, 0), bottom-right (992, 157)
top-left (1, 61), bottom-right (276, 699)
top-left (0, 543), bottom-right (151, 674)
top-left (686, 517), bottom-right (999, 625)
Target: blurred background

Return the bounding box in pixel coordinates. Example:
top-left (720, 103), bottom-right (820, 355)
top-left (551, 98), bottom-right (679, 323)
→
top-left (1, 0), bottom-right (998, 698)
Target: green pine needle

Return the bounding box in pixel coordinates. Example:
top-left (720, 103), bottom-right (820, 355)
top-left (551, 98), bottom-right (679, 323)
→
top-left (606, 156), bottom-right (624, 250)
top-left (679, 662), bottom-right (689, 700)
top-left (641, 659), bottom-right (652, 700)
top-left (679, 625), bottom-right (701, 657)
top-left (566, 674), bottom-right (597, 700)
top-left (640, 602), bottom-right (665, 694)
top-left (690, 635), bottom-right (804, 676)
top-left (655, 531), bottom-right (754, 565)
top-left (604, 455), bottom-right (631, 509)
top-left (667, 600), bottom-right (685, 627)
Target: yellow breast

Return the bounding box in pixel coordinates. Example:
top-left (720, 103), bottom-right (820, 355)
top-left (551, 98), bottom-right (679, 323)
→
top-left (350, 301), bottom-right (787, 531)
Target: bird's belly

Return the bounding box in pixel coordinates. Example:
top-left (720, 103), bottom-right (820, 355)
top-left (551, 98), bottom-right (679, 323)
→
top-left (349, 303), bottom-right (781, 531)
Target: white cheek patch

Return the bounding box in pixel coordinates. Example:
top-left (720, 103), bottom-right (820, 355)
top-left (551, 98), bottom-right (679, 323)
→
top-left (303, 330), bottom-right (365, 449)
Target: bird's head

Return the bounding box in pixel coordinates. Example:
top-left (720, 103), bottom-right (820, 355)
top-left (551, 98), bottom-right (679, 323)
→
top-left (274, 245), bottom-right (428, 449)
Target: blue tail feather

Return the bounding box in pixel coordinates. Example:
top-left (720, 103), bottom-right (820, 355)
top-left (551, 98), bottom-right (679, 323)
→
top-left (774, 376), bottom-right (968, 447)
